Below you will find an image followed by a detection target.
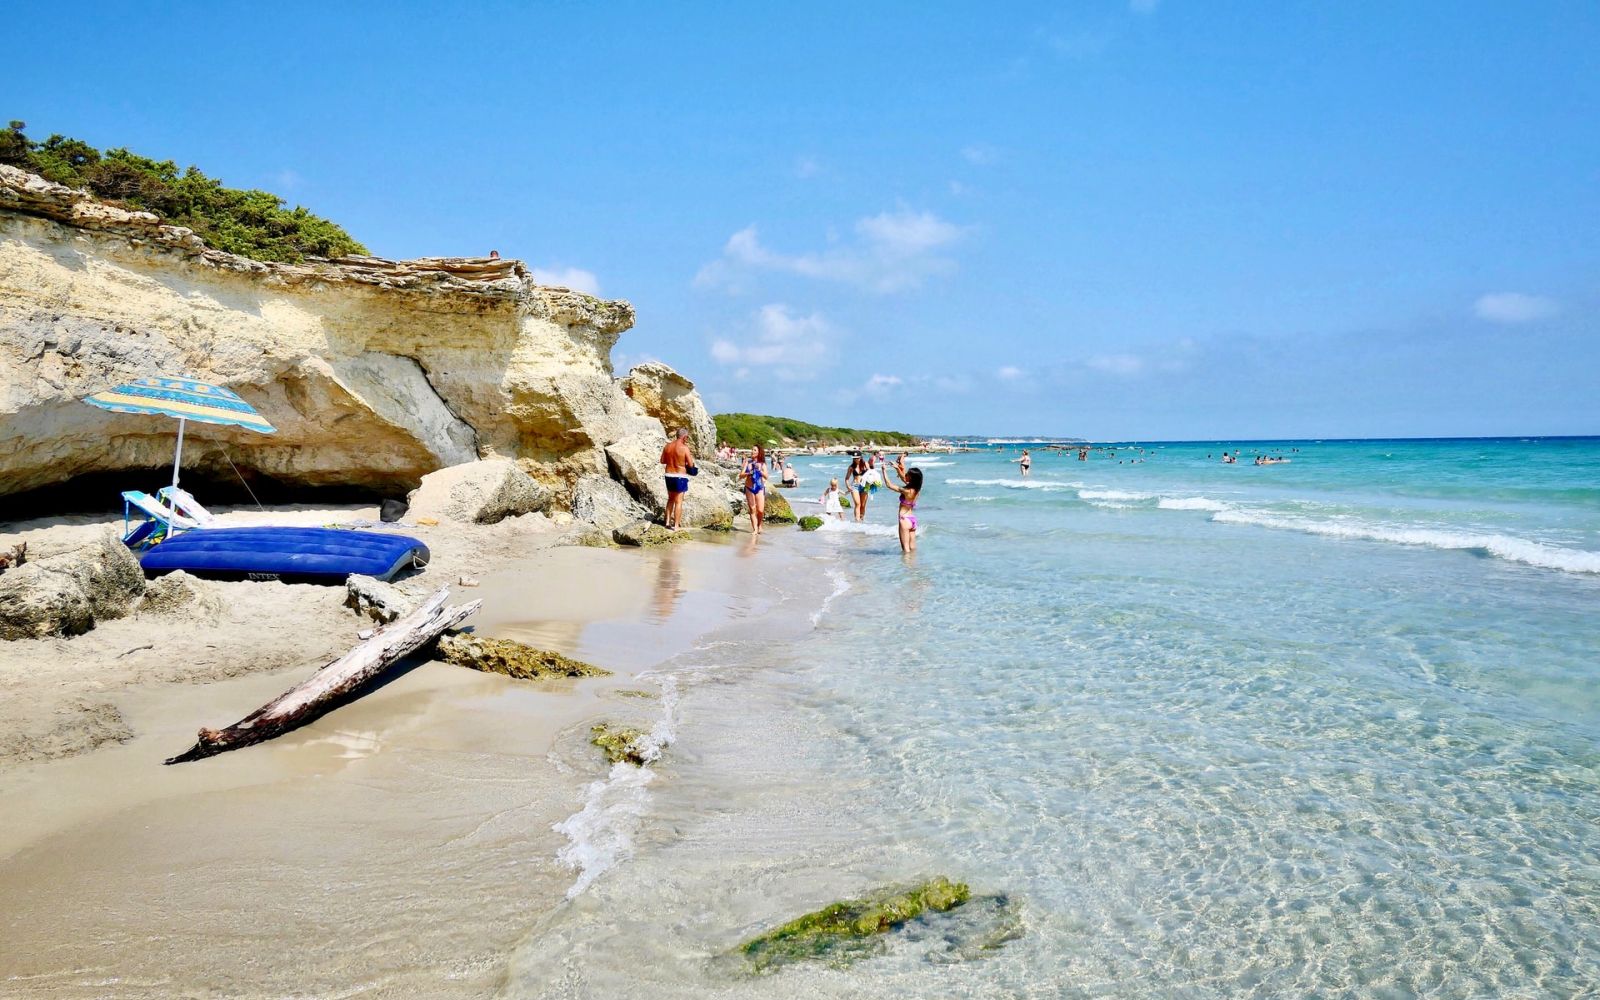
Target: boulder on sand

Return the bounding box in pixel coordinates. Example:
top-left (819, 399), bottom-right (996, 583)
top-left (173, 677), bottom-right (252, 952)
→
top-left (138, 569), bottom-right (223, 621)
top-left (605, 431), bottom-right (739, 530)
top-left (0, 528), bottom-right (145, 640)
top-left (406, 458), bottom-right (550, 525)
top-left (346, 574), bottom-right (417, 623)
top-left (612, 520), bottom-right (687, 547)
top-left (737, 877), bottom-right (972, 973)
top-left (570, 474), bottom-right (649, 531)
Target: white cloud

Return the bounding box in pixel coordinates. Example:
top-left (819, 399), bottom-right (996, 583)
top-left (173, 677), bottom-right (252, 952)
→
top-left (709, 304), bottom-right (835, 380)
top-left (272, 169), bottom-right (303, 192)
top-left (1474, 292), bottom-right (1559, 324)
top-left (695, 208), bottom-right (968, 294)
top-left (838, 372), bottom-right (907, 404)
top-left (795, 155), bottom-right (821, 179)
top-left (997, 365), bottom-right (1024, 380)
top-left (1129, 0), bottom-right (1160, 13)
top-left (961, 144), bottom-right (998, 166)
top-left (530, 266), bottom-right (602, 295)
top-left (1086, 353), bottom-right (1146, 376)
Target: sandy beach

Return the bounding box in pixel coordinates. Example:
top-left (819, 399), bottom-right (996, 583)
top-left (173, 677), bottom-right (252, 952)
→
top-left (0, 506), bottom-right (806, 998)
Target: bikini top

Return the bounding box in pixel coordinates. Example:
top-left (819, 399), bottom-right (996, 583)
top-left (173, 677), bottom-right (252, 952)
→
top-left (899, 493), bottom-right (917, 510)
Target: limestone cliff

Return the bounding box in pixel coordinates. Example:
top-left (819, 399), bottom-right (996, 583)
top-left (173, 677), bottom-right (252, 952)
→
top-left (0, 165), bottom-right (705, 507)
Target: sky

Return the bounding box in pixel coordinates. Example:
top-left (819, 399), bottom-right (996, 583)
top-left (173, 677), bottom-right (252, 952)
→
top-left (9, 1), bottom-right (1598, 439)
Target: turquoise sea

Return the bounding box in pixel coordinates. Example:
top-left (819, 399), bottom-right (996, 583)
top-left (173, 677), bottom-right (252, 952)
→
top-left (517, 438), bottom-right (1600, 998)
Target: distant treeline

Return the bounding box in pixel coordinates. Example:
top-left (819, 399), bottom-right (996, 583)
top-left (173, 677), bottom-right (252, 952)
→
top-left (713, 413), bottom-right (922, 449)
top-left (0, 121), bottom-right (368, 263)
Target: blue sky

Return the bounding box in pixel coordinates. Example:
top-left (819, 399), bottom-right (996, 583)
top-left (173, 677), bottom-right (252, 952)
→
top-left (10, 1), bottom-right (1598, 438)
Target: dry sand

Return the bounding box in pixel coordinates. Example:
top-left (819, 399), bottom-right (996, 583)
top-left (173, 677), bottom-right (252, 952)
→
top-left (0, 507), bottom-right (777, 997)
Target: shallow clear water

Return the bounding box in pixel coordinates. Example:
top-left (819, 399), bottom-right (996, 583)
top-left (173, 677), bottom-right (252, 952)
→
top-left (516, 439), bottom-right (1600, 998)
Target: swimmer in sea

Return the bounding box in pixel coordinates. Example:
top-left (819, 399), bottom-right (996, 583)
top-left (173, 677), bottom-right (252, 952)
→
top-left (1018, 449), bottom-right (1032, 477)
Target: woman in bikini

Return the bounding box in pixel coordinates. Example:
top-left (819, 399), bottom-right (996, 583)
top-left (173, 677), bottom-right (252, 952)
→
top-left (880, 455), bottom-right (924, 554)
top-left (844, 454), bottom-right (870, 522)
top-left (742, 446), bottom-right (769, 535)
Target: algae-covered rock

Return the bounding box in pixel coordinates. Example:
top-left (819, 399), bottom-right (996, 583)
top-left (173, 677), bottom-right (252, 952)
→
top-left (590, 722), bottom-right (650, 765)
top-left (739, 877), bottom-right (972, 972)
top-left (612, 520), bottom-right (687, 547)
top-left (798, 515), bottom-right (824, 531)
top-left (568, 526), bottom-right (618, 548)
top-left (763, 490), bottom-right (797, 524)
top-left (438, 632), bottom-right (609, 679)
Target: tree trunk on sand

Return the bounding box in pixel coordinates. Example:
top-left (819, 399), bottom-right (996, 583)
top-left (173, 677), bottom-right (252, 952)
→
top-left (164, 587), bottom-right (479, 764)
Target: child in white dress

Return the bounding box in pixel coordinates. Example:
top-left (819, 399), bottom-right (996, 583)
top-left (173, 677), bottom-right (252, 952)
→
top-left (820, 479), bottom-right (845, 520)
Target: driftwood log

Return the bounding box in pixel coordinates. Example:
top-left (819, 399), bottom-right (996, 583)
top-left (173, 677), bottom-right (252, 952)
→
top-left (164, 587), bottom-right (479, 764)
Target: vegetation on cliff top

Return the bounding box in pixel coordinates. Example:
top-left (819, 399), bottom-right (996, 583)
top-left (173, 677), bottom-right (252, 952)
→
top-left (0, 121), bottom-right (368, 263)
top-left (713, 413), bottom-right (922, 449)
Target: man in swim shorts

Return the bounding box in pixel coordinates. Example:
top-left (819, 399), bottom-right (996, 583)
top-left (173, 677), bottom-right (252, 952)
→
top-left (659, 427), bottom-right (695, 530)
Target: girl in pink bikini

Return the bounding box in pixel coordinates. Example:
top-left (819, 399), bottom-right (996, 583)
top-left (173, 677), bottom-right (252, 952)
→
top-left (879, 455), bottom-right (924, 554)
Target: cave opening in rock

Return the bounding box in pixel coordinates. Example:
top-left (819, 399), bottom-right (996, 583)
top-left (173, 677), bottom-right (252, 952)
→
top-left (0, 467), bottom-right (404, 523)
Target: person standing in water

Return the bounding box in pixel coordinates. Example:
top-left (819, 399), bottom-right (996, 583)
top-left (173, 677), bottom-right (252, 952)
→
top-left (1018, 449), bottom-right (1032, 477)
top-left (845, 453), bottom-right (870, 522)
top-left (820, 478), bottom-right (845, 521)
top-left (659, 427), bottom-right (695, 531)
top-left (880, 454), bottom-right (924, 553)
top-left (742, 446), bottom-right (769, 535)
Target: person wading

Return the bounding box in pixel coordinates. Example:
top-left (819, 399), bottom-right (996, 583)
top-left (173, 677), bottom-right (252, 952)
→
top-left (659, 428), bottom-right (696, 530)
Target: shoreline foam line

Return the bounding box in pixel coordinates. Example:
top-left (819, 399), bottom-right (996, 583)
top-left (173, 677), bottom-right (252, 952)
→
top-left (1211, 509), bottom-right (1600, 575)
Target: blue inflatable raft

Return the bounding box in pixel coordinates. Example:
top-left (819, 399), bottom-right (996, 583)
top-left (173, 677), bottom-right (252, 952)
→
top-left (139, 527), bottom-right (429, 582)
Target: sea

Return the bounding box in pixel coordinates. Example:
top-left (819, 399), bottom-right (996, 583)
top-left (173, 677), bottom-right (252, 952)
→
top-left (512, 438), bottom-right (1600, 998)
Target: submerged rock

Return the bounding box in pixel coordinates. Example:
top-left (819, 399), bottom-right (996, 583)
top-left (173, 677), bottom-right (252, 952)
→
top-left (0, 528), bottom-right (145, 640)
top-left (590, 722), bottom-right (650, 766)
top-left (437, 632), bottom-right (609, 680)
top-left (738, 877), bottom-right (972, 973)
top-left (798, 515), bottom-right (824, 531)
top-left (762, 490), bottom-right (797, 524)
top-left (406, 458), bottom-right (550, 524)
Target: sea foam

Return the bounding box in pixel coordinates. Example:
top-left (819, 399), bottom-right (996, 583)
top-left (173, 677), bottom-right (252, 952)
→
top-left (1158, 496), bottom-right (1232, 512)
top-left (1211, 510), bottom-right (1600, 575)
top-left (553, 676), bottom-right (679, 898)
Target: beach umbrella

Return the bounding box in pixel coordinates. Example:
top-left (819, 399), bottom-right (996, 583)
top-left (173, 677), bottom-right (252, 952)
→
top-left (83, 376), bottom-right (276, 494)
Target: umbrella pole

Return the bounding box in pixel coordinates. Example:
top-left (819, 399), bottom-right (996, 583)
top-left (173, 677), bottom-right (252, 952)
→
top-left (171, 417), bottom-right (186, 492)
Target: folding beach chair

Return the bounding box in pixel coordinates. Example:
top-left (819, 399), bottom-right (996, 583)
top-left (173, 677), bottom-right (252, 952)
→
top-left (121, 490), bottom-right (201, 549)
top-left (157, 485), bottom-right (218, 527)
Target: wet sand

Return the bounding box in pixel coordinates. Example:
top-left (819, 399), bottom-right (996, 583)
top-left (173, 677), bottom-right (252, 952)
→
top-left (0, 531), bottom-right (791, 998)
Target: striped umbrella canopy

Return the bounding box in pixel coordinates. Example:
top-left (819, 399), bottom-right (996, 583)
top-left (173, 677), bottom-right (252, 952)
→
top-left (84, 376), bottom-right (275, 493)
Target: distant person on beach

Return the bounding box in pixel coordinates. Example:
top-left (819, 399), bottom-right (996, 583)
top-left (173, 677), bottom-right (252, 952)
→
top-left (742, 446), bottom-right (768, 535)
top-left (781, 461), bottom-right (798, 487)
top-left (489, 249), bottom-right (500, 259)
top-left (845, 453), bottom-right (870, 522)
top-left (1017, 449), bottom-right (1032, 477)
top-left (820, 478), bottom-right (845, 520)
top-left (659, 427), bottom-right (695, 530)
top-left (880, 454), bottom-right (923, 553)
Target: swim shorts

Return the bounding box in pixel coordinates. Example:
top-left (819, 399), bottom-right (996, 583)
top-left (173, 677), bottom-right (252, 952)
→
top-left (665, 476), bottom-right (689, 495)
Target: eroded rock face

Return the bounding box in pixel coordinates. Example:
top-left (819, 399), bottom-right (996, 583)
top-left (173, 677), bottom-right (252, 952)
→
top-left (622, 361), bottom-right (717, 456)
top-left (0, 527), bottom-right (145, 640)
top-left (0, 165), bottom-right (711, 504)
top-left (406, 458), bottom-right (550, 525)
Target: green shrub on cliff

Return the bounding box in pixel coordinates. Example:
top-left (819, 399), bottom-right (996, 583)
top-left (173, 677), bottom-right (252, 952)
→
top-left (713, 412), bottom-right (921, 449)
top-left (1, 121), bottom-right (368, 263)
